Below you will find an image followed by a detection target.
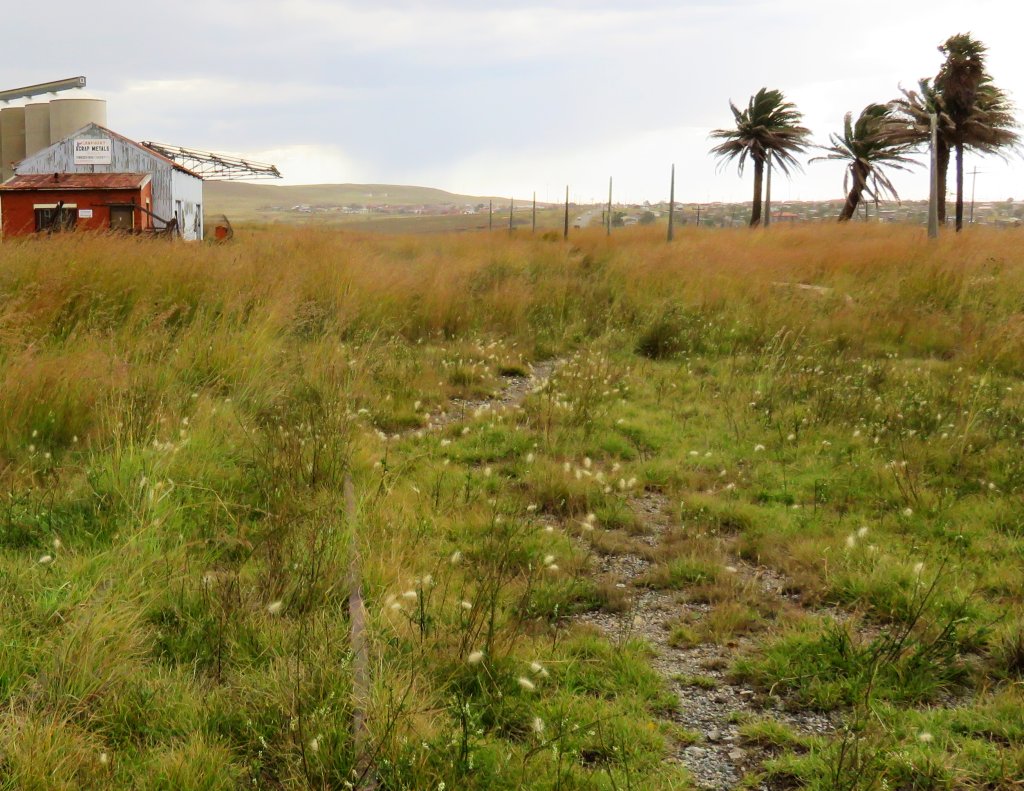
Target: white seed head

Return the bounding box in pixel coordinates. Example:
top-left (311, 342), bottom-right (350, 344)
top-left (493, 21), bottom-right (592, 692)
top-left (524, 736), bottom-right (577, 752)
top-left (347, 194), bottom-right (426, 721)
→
top-left (38, 555), bottom-right (53, 565)
top-left (450, 550), bottom-right (463, 565)
top-left (532, 717), bottom-right (545, 734)
top-left (918, 731), bottom-right (933, 743)
top-left (857, 526), bottom-right (869, 539)
top-left (468, 650), bottom-right (485, 665)
top-left (460, 600), bottom-right (473, 610)
top-left (543, 555), bottom-right (556, 566)
top-left (517, 676), bottom-right (536, 692)
top-left (267, 600), bottom-right (284, 615)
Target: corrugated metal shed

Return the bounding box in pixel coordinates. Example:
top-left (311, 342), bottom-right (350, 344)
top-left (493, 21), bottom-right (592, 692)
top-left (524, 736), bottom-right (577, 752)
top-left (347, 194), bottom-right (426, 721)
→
top-left (14, 123), bottom-right (204, 240)
top-left (1, 172), bottom-right (151, 191)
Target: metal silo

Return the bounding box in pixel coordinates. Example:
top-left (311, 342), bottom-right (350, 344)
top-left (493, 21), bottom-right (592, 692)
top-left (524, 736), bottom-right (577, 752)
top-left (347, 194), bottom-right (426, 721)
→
top-left (25, 102), bottom-right (52, 157)
top-left (49, 97), bottom-right (107, 144)
top-left (1, 106), bottom-right (27, 183)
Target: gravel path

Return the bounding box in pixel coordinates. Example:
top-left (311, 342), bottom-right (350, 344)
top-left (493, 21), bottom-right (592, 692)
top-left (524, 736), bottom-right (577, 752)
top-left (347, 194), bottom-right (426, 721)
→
top-left (575, 492), bottom-right (837, 790)
top-left (406, 359), bottom-right (839, 788)
top-left (417, 359), bottom-right (560, 432)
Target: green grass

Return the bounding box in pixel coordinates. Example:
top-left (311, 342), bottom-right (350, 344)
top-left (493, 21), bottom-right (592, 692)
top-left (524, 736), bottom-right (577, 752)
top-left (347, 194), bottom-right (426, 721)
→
top-left (1, 224), bottom-right (1023, 787)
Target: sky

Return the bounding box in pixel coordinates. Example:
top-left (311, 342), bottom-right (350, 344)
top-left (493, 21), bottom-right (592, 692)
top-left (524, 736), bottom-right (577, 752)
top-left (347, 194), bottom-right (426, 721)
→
top-left (3, 0), bottom-right (1023, 203)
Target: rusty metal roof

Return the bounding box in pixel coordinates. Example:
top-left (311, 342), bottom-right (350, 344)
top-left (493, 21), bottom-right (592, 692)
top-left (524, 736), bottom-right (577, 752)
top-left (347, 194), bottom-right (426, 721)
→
top-left (0, 172), bottom-right (152, 191)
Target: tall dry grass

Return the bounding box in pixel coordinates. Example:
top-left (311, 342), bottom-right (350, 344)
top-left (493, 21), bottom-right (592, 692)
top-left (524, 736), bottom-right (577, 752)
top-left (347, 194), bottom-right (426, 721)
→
top-left (1, 224), bottom-right (1021, 464)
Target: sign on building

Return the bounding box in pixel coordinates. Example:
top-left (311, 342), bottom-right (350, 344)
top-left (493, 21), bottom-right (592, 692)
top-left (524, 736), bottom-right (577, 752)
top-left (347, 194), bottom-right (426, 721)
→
top-left (73, 139), bottom-right (112, 165)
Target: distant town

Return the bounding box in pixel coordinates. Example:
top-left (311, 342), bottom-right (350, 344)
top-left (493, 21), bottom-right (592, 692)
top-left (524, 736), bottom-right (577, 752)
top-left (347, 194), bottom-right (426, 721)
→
top-left (263, 198), bottom-right (1024, 228)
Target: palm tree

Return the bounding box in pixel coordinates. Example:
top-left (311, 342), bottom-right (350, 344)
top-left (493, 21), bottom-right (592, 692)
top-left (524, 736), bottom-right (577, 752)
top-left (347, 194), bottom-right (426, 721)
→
top-left (889, 79), bottom-right (953, 223)
top-left (890, 73), bottom-right (1018, 228)
top-left (813, 104), bottom-right (917, 221)
top-left (935, 34), bottom-right (1020, 230)
top-left (710, 88), bottom-right (811, 226)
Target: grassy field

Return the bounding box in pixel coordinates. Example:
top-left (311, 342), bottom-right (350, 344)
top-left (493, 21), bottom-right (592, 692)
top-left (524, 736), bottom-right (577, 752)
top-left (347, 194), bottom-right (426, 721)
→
top-left (230, 208), bottom-right (569, 235)
top-left (1, 224), bottom-right (1022, 789)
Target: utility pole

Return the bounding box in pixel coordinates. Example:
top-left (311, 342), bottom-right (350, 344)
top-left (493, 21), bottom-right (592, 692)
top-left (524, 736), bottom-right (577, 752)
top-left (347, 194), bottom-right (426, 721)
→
top-left (667, 164), bottom-right (675, 242)
top-left (508, 197), bottom-right (514, 233)
top-left (488, 200), bottom-right (493, 231)
top-left (764, 151), bottom-right (772, 228)
top-left (563, 185), bottom-right (569, 241)
top-left (532, 191), bottom-right (536, 233)
top-left (696, 203), bottom-right (701, 227)
top-left (607, 177), bottom-right (612, 236)
top-left (970, 167), bottom-right (980, 225)
top-left (928, 114), bottom-right (939, 239)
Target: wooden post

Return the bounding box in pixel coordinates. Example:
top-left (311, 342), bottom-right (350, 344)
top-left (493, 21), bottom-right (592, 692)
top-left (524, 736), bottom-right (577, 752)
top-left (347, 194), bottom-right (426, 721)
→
top-left (488, 200), bottom-right (493, 231)
top-left (563, 186), bottom-right (569, 240)
top-left (532, 191), bottom-right (536, 233)
top-left (667, 164), bottom-right (675, 242)
top-left (764, 151), bottom-right (772, 229)
top-left (928, 114), bottom-right (939, 240)
top-left (607, 177), bottom-right (612, 236)
top-left (508, 198), bottom-right (514, 233)
top-left (696, 204), bottom-right (701, 227)
top-left (345, 474), bottom-right (375, 789)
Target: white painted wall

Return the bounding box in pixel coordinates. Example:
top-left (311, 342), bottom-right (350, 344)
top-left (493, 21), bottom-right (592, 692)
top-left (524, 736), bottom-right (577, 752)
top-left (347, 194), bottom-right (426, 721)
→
top-left (171, 168), bottom-right (204, 240)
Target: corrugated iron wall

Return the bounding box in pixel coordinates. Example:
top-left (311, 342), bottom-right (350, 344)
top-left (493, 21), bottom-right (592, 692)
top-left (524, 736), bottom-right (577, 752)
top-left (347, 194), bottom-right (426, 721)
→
top-left (16, 123), bottom-right (203, 238)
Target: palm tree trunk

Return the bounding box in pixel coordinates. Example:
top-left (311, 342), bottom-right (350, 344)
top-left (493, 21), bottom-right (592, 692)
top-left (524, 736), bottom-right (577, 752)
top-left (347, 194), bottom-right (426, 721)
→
top-left (937, 142), bottom-right (950, 224)
top-left (838, 163), bottom-right (868, 222)
top-left (750, 157), bottom-right (764, 227)
top-left (955, 142), bottom-right (965, 232)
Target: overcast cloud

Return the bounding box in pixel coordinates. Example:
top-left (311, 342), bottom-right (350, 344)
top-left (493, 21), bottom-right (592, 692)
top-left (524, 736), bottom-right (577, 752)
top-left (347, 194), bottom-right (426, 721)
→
top-left (3, 0), bottom-right (1022, 202)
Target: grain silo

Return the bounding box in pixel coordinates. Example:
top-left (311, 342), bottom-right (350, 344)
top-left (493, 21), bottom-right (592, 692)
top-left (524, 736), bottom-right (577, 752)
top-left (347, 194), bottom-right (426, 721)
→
top-left (1, 106), bottom-right (27, 183)
top-left (24, 103), bottom-right (51, 158)
top-left (49, 96), bottom-right (107, 144)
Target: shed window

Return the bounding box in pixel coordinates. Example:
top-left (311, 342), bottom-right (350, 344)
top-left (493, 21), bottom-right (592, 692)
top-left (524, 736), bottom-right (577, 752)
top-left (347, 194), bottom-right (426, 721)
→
top-left (34, 207), bottom-right (77, 232)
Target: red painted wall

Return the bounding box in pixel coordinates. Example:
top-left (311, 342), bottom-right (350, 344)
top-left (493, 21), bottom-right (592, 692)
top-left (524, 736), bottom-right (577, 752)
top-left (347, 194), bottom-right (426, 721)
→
top-left (1, 182), bottom-right (154, 237)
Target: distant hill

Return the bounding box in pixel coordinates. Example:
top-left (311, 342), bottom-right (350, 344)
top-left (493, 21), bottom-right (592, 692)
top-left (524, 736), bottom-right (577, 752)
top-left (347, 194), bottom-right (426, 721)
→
top-left (204, 182), bottom-right (499, 221)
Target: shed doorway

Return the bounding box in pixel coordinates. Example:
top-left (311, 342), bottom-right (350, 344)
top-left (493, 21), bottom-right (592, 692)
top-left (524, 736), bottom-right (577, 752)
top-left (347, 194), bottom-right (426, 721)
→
top-left (110, 205), bottom-right (135, 231)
